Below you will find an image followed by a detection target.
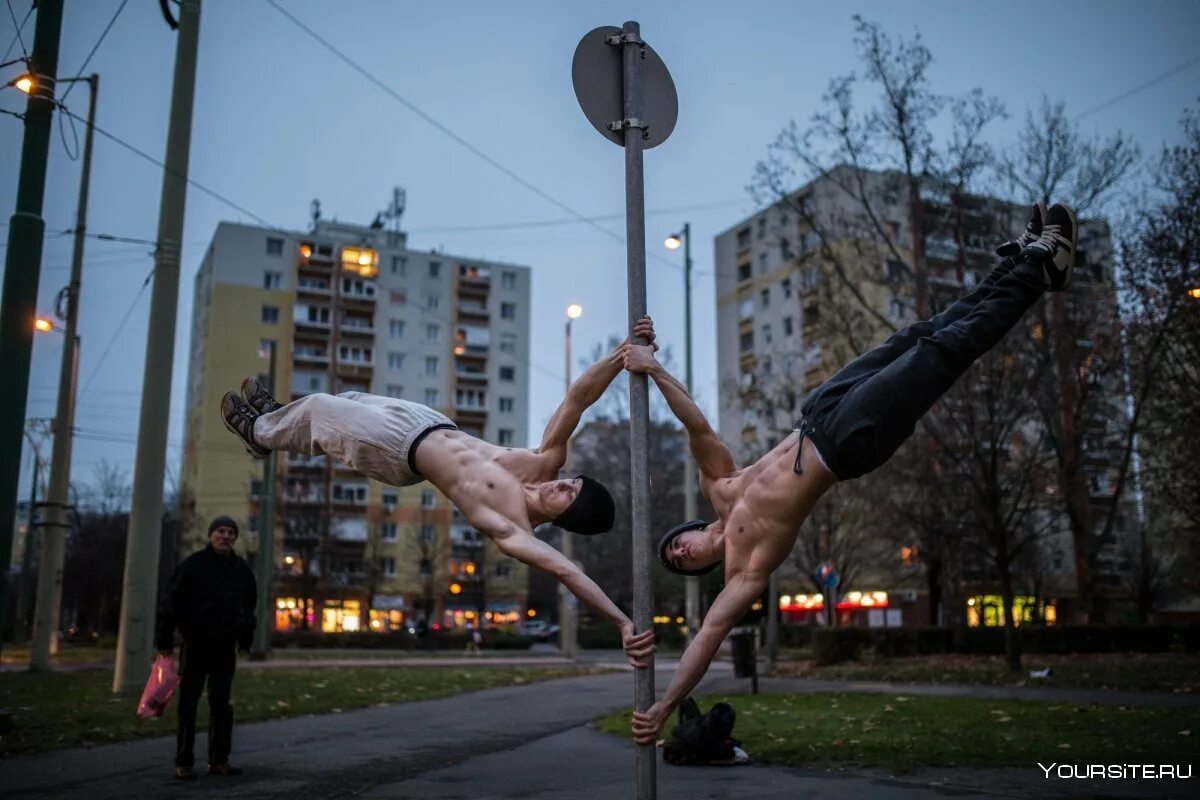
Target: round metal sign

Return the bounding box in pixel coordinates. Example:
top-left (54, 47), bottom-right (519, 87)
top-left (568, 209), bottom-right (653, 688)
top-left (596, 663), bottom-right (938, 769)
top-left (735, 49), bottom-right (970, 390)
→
top-left (572, 25), bottom-right (678, 149)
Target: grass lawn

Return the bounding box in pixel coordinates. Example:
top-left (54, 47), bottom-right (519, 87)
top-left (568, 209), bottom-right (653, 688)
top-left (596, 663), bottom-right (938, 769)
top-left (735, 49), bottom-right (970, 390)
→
top-left (1, 644), bottom-right (115, 666)
top-left (773, 652), bottom-right (1199, 693)
top-left (0, 664), bottom-right (600, 756)
top-left (596, 692), bottom-right (1200, 771)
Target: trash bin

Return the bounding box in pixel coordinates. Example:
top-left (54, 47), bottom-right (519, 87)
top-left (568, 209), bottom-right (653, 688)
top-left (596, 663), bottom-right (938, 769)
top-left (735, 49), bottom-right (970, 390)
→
top-left (730, 630), bottom-right (757, 679)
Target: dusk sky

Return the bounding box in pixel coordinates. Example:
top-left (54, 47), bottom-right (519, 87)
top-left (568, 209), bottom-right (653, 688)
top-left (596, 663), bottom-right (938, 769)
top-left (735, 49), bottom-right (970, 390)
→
top-left (2, 0), bottom-right (1197, 501)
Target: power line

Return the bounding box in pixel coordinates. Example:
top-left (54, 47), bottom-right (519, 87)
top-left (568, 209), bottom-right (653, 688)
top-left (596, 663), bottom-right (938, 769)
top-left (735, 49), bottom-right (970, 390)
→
top-left (261, 0), bottom-right (704, 278)
top-left (1075, 54), bottom-right (1200, 121)
top-left (408, 200), bottom-right (743, 235)
top-left (80, 268), bottom-right (154, 395)
top-left (60, 0), bottom-right (127, 102)
top-left (58, 105), bottom-right (283, 231)
top-left (3, 0), bottom-right (29, 60)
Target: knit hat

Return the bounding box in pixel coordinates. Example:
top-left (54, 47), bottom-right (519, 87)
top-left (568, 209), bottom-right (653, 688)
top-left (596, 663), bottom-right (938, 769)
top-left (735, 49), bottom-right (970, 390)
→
top-left (208, 515), bottom-right (240, 538)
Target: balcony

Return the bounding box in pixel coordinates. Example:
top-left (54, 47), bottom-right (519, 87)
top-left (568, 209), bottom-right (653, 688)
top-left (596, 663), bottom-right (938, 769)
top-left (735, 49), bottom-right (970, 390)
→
top-left (455, 367), bottom-right (488, 386)
top-left (297, 280), bottom-right (332, 297)
top-left (295, 317), bottom-right (332, 332)
top-left (457, 301), bottom-right (489, 322)
top-left (338, 320), bottom-right (375, 338)
top-left (286, 452), bottom-right (327, 470)
top-left (293, 349), bottom-right (329, 366)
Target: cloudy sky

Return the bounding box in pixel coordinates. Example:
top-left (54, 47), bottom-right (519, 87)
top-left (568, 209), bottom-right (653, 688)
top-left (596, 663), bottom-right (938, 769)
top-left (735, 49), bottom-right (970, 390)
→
top-left (2, 0), bottom-right (1197, 501)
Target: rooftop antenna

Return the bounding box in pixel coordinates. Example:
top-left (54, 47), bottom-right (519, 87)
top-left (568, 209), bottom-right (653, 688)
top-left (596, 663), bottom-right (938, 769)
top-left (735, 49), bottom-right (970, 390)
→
top-left (310, 198), bottom-right (321, 231)
top-left (383, 186), bottom-right (406, 234)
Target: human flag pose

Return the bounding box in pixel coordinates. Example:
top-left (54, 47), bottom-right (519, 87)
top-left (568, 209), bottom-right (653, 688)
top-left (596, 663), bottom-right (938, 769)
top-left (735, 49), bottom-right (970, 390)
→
top-left (220, 341), bottom-right (656, 667)
top-left (627, 203), bottom-right (1077, 742)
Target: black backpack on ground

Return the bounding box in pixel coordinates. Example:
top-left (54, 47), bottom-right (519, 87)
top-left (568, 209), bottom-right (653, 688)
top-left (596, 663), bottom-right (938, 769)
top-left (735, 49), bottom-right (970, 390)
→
top-left (661, 698), bottom-right (747, 766)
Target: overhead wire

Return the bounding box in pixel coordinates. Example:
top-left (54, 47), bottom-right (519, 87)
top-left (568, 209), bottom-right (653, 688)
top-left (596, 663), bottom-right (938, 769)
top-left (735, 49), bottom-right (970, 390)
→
top-left (59, 0), bottom-right (128, 103)
top-left (3, 0), bottom-right (29, 61)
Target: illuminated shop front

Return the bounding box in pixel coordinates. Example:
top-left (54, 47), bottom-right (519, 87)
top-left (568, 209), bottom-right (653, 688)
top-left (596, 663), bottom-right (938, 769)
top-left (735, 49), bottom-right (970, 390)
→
top-left (779, 591), bottom-right (895, 626)
top-left (321, 599), bottom-right (362, 632)
top-left (274, 597), bottom-right (315, 631)
top-left (967, 595), bottom-right (1057, 627)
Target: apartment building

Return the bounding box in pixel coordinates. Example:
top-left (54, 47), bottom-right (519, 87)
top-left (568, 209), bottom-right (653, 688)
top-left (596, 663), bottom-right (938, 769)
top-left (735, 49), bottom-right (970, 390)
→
top-left (713, 165), bottom-right (1128, 623)
top-left (179, 216), bottom-right (532, 633)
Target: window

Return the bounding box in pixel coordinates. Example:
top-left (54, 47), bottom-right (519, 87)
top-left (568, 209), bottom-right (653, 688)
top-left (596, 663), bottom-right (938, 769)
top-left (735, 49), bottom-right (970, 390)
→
top-left (500, 302), bottom-right (516, 320)
top-left (381, 523), bottom-right (398, 541)
top-left (388, 352), bottom-right (405, 371)
top-left (888, 296), bottom-right (909, 322)
top-left (263, 271), bottom-right (283, 290)
top-left (798, 265), bottom-right (820, 293)
top-left (737, 262), bottom-right (751, 282)
top-left (499, 366), bottom-right (515, 382)
top-left (783, 316), bottom-right (794, 337)
top-left (385, 383), bottom-right (404, 399)
top-left (380, 557), bottom-right (396, 577)
top-left (426, 294), bottom-right (440, 311)
top-left (498, 428), bottom-right (514, 446)
top-left (885, 259), bottom-right (906, 282)
top-left (760, 288), bottom-right (770, 309)
top-left (782, 277), bottom-right (792, 298)
top-left (758, 252), bottom-right (768, 275)
top-left (499, 333), bottom-right (517, 354)
top-left (739, 298), bottom-right (754, 319)
top-left (761, 324), bottom-right (772, 345)
top-left (424, 388), bottom-right (439, 406)
top-left (501, 271), bottom-right (517, 289)
top-left (389, 290), bottom-right (407, 305)
top-left (389, 319), bottom-right (405, 339)
top-left (419, 559), bottom-right (432, 578)
top-left (266, 237), bottom-right (283, 255)
top-left (428, 261), bottom-right (441, 278)
top-left (392, 255), bottom-right (407, 275)
top-left (499, 397), bottom-right (514, 413)
top-left (495, 562), bottom-right (512, 578)
top-left (739, 331), bottom-right (754, 352)
top-left (425, 323), bottom-right (440, 343)
top-left (736, 228), bottom-right (751, 249)
top-left (803, 306), bottom-right (820, 329)
top-left (421, 490), bottom-right (436, 509)
top-left (757, 217), bottom-right (766, 240)
top-left (780, 238), bottom-right (792, 260)
top-left (261, 305), bottom-right (279, 324)
top-left (420, 524), bottom-right (435, 542)
top-left (425, 356), bottom-right (439, 376)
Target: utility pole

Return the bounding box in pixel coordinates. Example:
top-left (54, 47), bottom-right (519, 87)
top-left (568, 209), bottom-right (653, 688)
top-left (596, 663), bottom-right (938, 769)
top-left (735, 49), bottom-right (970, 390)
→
top-left (680, 223), bottom-right (700, 645)
top-left (113, 0), bottom-right (202, 694)
top-left (18, 449), bottom-right (40, 643)
top-left (559, 305), bottom-right (582, 659)
top-left (31, 74), bottom-right (97, 671)
top-left (0, 0), bottom-right (65, 664)
top-left (251, 342), bottom-right (278, 658)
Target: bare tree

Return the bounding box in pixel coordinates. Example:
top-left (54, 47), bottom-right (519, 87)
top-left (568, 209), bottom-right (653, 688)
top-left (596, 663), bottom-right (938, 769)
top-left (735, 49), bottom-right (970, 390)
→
top-left (1002, 97), bottom-right (1145, 622)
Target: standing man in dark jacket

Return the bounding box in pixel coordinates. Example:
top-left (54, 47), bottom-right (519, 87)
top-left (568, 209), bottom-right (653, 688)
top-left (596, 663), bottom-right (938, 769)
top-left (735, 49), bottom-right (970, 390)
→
top-left (155, 515), bottom-right (258, 780)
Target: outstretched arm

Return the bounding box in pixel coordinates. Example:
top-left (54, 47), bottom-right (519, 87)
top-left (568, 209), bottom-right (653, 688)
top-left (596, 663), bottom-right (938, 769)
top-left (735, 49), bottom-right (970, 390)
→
top-left (624, 325), bottom-right (735, 482)
top-left (631, 570), bottom-right (767, 744)
top-left (537, 318), bottom-right (657, 468)
top-left (492, 526), bottom-right (655, 669)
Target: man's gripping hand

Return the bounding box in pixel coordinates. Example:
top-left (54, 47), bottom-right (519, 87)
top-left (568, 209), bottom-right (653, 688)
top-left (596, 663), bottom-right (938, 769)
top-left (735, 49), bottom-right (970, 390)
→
top-left (632, 701), bottom-right (670, 745)
top-left (632, 315), bottom-right (658, 350)
top-left (620, 623), bottom-right (656, 669)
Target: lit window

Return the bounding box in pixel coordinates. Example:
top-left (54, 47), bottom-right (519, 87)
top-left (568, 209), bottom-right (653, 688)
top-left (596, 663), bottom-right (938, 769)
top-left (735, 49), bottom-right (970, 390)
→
top-left (341, 246), bottom-right (379, 278)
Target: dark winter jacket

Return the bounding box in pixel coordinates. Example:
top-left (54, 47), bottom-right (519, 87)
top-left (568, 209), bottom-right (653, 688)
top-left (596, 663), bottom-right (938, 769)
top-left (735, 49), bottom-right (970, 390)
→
top-left (154, 545), bottom-right (258, 652)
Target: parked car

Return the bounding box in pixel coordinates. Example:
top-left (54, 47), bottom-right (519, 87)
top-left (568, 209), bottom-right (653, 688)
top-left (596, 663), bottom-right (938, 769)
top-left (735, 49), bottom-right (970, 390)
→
top-left (517, 620), bottom-right (560, 642)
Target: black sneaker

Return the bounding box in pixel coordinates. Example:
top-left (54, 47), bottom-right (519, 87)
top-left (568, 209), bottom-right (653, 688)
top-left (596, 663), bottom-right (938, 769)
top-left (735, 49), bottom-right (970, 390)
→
top-left (241, 375), bottom-right (282, 415)
top-left (207, 762), bottom-right (244, 776)
top-left (1020, 202), bottom-right (1077, 291)
top-left (995, 201), bottom-right (1048, 257)
top-left (174, 766), bottom-right (197, 780)
top-left (221, 391), bottom-right (270, 458)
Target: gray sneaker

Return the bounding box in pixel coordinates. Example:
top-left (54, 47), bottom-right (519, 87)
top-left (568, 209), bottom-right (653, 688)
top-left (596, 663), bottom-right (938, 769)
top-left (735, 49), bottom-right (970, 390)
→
top-left (221, 391), bottom-right (269, 458)
top-left (241, 375), bottom-right (283, 415)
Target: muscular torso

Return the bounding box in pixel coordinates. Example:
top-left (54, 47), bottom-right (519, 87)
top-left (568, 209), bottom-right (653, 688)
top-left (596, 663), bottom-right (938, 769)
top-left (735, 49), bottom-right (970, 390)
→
top-left (705, 433), bottom-right (837, 579)
top-left (411, 430), bottom-right (556, 539)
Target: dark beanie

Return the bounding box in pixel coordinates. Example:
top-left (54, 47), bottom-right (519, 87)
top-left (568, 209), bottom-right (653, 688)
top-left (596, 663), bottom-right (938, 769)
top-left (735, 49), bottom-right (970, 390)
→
top-left (554, 475), bottom-right (615, 536)
top-left (657, 520), bottom-right (721, 576)
top-left (208, 515), bottom-right (240, 538)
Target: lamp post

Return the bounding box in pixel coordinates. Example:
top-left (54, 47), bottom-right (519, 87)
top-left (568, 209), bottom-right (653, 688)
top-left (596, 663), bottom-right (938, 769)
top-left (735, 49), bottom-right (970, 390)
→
top-left (664, 225), bottom-right (700, 644)
top-left (29, 315), bottom-right (81, 670)
top-left (559, 303), bottom-right (583, 659)
top-left (23, 72), bottom-right (98, 672)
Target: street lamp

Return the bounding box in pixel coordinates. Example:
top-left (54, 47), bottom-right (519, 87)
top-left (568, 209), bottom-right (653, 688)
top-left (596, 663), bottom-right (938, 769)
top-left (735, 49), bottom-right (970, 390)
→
top-left (13, 75), bottom-right (34, 94)
top-left (33, 317), bottom-right (54, 333)
top-left (664, 224), bottom-right (703, 646)
top-left (559, 303), bottom-right (583, 659)
top-left (1187, 287), bottom-right (1200, 299)
top-left (28, 72), bottom-right (99, 672)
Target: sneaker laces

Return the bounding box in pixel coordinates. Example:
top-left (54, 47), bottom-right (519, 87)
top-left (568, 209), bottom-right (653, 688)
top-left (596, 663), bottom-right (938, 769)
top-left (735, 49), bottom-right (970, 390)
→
top-left (1034, 223), bottom-right (1070, 252)
top-left (1017, 219), bottom-right (1041, 247)
top-left (226, 401), bottom-right (258, 440)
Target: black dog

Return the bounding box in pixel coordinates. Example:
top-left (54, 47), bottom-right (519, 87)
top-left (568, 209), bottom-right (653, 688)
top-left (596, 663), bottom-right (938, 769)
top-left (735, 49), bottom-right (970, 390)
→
top-left (661, 698), bottom-right (748, 766)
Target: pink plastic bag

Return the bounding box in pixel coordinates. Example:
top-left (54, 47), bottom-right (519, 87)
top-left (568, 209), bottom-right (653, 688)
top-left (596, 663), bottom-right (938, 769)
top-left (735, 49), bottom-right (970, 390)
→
top-left (137, 654), bottom-right (181, 718)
